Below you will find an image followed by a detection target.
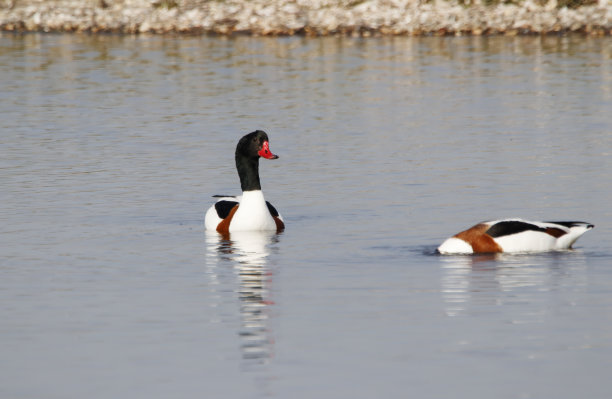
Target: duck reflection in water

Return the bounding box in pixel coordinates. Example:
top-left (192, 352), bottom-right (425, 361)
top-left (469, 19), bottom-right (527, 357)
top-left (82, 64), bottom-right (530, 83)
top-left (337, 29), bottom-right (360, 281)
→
top-left (205, 230), bottom-right (281, 368)
top-left (440, 251), bottom-right (588, 317)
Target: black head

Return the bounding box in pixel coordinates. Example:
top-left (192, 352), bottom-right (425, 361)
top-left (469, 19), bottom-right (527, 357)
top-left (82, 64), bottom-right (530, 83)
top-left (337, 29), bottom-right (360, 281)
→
top-left (236, 130), bottom-right (278, 160)
top-left (235, 130), bottom-right (279, 192)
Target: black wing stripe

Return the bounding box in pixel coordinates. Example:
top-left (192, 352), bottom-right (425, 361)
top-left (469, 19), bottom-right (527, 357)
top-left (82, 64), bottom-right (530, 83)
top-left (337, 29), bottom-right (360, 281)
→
top-left (215, 200), bottom-right (239, 219)
top-left (485, 221), bottom-right (545, 238)
top-left (544, 221), bottom-right (587, 228)
top-left (266, 201), bottom-right (280, 218)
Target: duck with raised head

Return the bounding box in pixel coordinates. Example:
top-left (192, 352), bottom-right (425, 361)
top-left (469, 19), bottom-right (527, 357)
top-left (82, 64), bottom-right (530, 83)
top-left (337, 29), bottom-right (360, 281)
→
top-left (205, 130), bottom-right (285, 235)
top-left (437, 219), bottom-right (594, 254)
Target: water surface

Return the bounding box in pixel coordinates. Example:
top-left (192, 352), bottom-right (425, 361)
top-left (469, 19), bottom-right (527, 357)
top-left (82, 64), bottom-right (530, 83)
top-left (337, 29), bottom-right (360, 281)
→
top-left (1, 33), bottom-right (612, 398)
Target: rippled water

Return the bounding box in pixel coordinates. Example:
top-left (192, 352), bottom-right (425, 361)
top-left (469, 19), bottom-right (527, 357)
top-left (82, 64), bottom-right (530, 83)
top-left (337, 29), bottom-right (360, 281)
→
top-left (1, 33), bottom-right (612, 398)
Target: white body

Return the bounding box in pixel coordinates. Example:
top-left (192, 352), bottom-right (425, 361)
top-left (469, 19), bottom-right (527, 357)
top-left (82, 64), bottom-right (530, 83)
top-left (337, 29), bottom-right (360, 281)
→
top-left (205, 190), bottom-right (282, 232)
top-left (438, 219), bottom-right (593, 255)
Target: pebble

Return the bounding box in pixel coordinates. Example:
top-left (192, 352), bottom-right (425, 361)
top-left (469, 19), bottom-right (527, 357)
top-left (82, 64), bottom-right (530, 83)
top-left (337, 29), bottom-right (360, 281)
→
top-left (0, 0), bottom-right (610, 35)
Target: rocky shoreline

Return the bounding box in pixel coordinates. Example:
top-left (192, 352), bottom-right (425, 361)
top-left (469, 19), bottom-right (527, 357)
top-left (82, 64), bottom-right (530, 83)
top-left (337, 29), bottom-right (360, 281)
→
top-left (1, 0), bottom-right (611, 36)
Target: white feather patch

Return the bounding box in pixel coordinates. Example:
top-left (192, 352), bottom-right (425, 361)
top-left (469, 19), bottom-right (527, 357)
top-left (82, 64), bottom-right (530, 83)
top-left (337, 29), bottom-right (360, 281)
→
top-left (555, 224), bottom-right (592, 249)
top-left (438, 238), bottom-right (473, 254)
top-left (229, 190), bottom-right (277, 232)
top-left (204, 204), bottom-right (223, 231)
top-left (494, 230), bottom-right (557, 253)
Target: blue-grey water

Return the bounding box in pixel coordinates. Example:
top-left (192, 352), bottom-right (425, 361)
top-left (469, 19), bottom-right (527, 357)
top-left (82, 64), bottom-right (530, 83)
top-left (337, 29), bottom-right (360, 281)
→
top-left (1, 33), bottom-right (611, 398)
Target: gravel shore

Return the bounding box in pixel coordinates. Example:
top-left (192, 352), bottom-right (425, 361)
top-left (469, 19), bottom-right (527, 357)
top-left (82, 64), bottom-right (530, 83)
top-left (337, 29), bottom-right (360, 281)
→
top-left (1, 0), bottom-right (611, 35)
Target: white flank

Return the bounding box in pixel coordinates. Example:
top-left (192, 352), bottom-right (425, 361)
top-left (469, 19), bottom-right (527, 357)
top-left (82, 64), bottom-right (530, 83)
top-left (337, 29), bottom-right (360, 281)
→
top-left (204, 205), bottom-right (222, 231)
top-left (494, 230), bottom-right (557, 253)
top-left (438, 237), bottom-right (473, 254)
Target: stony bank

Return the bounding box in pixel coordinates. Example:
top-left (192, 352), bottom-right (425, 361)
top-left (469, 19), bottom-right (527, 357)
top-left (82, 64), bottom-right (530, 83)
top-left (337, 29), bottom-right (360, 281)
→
top-left (1, 0), bottom-right (611, 35)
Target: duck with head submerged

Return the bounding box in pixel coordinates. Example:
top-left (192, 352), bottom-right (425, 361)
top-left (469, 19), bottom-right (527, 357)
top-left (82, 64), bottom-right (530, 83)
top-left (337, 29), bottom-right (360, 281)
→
top-left (205, 130), bottom-right (285, 236)
top-left (437, 219), bottom-right (594, 254)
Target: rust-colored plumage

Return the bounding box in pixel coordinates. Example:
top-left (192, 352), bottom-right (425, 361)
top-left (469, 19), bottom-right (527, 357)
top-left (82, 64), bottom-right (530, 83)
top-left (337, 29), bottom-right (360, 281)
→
top-left (216, 204), bottom-right (239, 236)
top-left (454, 223), bottom-right (502, 253)
top-left (273, 216), bottom-right (285, 232)
top-left (545, 227), bottom-right (566, 238)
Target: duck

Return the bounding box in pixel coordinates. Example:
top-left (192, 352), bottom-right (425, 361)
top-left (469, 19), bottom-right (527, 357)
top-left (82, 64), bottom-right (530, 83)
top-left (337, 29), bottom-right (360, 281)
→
top-left (437, 219), bottom-right (594, 254)
top-left (205, 130), bottom-right (285, 235)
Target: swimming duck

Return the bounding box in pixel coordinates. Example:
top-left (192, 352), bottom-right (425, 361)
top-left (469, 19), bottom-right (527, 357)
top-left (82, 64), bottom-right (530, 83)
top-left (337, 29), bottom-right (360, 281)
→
top-left (437, 219), bottom-right (593, 254)
top-left (205, 130), bottom-right (285, 235)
